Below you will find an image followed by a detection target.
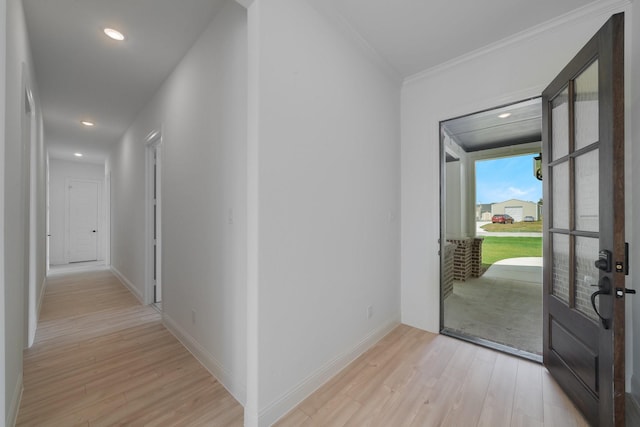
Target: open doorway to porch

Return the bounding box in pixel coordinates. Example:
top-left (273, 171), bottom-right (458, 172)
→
top-left (440, 97), bottom-right (543, 360)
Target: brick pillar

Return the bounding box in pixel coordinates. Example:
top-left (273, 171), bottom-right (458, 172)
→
top-left (447, 238), bottom-right (473, 281)
top-left (471, 237), bottom-right (484, 277)
top-left (442, 242), bottom-right (456, 299)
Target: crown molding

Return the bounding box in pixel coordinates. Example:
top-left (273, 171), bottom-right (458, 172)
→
top-left (305, 0), bottom-right (404, 85)
top-left (404, 0), bottom-right (631, 85)
top-left (234, 0), bottom-right (254, 9)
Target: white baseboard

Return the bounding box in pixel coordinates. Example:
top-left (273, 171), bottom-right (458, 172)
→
top-left (7, 373), bottom-right (23, 427)
top-left (110, 266), bottom-right (144, 304)
top-left (37, 276), bottom-right (47, 317)
top-left (162, 313), bottom-right (247, 406)
top-left (259, 315), bottom-right (401, 427)
top-left (27, 276), bottom-right (49, 348)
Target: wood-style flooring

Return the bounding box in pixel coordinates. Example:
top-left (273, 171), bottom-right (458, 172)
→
top-left (276, 324), bottom-right (589, 427)
top-left (19, 268), bottom-right (590, 427)
top-left (16, 269), bottom-right (243, 426)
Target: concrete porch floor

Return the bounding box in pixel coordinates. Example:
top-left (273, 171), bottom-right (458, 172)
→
top-left (443, 257), bottom-right (543, 355)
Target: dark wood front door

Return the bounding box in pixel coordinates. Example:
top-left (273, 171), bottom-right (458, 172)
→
top-left (542, 13), bottom-right (625, 426)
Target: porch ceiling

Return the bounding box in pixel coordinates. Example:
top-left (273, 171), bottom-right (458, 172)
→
top-left (441, 98), bottom-right (542, 152)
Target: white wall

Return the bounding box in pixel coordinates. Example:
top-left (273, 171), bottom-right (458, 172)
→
top-left (401, 0), bottom-right (636, 386)
top-left (28, 57), bottom-right (46, 350)
top-left (442, 138), bottom-right (473, 240)
top-left (48, 158), bottom-right (105, 265)
top-left (445, 160), bottom-right (462, 238)
top-left (247, 0), bottom-right (401, 424)
top-left (109, 0), bottom-right (248, 405)
top-left (3, 0), bottom-right (45, 423)
top-left (401, 0), bottom-right (631, 330)
top-left (0, 0), bottom-right (6, 421)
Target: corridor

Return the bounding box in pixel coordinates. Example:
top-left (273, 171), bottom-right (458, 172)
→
top-left (16, 269), bottom-right (243, 426)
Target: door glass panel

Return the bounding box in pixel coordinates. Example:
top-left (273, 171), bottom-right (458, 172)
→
top-left (552, 88), bottom-right (570, 160)
top-left (575, 236), bottom-right (599, 322)
top-left (552, 162), bottom-right (569, 230)
top-left (575, 149), bottom-right (599, 232)
top-left (575, 60), bottom-right (599, 150)
top-left (552, 233), bottom-right (570, 304)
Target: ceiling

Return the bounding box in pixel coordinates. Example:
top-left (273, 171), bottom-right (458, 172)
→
top-left (23, 0), bottom-right (226, 164)
top-left (22, 0), bottom-right (598, 164)
top-left (308, 0), bottom-right (598, 76)
top-left (442, 98), bottom-right (542, 153)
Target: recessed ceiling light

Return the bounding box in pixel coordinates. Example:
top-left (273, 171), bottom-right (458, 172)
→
top-left (104, 28), bottom-right (125, 41)
top-left (81, 120), bottom-right (95, 127)
top-left (498, 113), bottom-right (512, 119)
top-left (74, 153), bottom-right (83, 157)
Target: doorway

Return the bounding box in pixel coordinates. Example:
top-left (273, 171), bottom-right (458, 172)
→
top-left (440, 97), bottom-right (544, 360)
top-left (23, 84), bottom-right (38, 347)
top-left (145, 130), bottom-right (162, 306)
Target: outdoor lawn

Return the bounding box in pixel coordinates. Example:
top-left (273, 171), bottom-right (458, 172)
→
top-left (481, 236), bottom-right (542, 270)
top-left (481, 221), bottom-right (543, 232)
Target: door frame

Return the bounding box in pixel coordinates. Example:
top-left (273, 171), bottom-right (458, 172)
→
top-left (104, 169), bottom-right (111, 267)
top-left (438, 98), bottom-right (544, 361)
top-left (23, 73), bottom-right (38, 347)
top-left (145, 129), bottom-right (163, 305)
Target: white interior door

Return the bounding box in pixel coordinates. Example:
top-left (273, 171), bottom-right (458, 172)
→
top-left (68, 180), bottom-right (99, 262)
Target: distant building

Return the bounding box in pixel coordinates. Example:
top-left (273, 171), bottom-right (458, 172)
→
top-left (491, 199), bottom-right (538, 222)
top-left (475, 203), bottom-right (492, 221)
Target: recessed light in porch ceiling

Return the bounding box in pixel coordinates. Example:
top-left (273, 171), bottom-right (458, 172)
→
top-left (103, 28), bottom-right (125, 41)
top-left (498, 113), bottom-right (512, 119)
top-left (81, 120), bottom-right (95, 127)
top-left (74, 153), bottom-right (83, 157)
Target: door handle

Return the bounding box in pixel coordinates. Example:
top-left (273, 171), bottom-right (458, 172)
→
top-left (591, 276), bottom-right (611, 329)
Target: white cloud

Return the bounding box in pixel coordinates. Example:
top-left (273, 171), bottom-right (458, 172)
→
top-left (507, 187), bottom-right (530, 197)
top-left (485, 186), bottom-right (538, 203)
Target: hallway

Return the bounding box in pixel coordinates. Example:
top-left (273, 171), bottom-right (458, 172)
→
top-left (16, 269), bottom-right (243, 426)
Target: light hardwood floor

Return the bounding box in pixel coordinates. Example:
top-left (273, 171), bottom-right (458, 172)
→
top-left (16, 269), bottom-right (243, 426)
top-left (276, 325), bottom-right (589, 427)
top-left (19, 269), bottom-right (590, 427)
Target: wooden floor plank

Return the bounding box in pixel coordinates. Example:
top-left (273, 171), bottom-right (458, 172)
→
top-left (16, 269), bottom-right (243, 426)
top-left (19, 268), bottom-right (590, 427)
top-left (477, 352), bottom-right (518, 426)
top-left (277, 325), bottom-right (589, 427)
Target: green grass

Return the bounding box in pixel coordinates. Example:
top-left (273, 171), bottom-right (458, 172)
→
top-left (481, 236), bottom-right (542, 270)
top-left (481, 221), bottom-right (542, 232)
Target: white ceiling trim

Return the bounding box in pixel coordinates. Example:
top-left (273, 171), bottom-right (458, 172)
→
top-left (404, 0), bottom-right (631, 85)
top-left (234, 0), bottom-right (254, 8)
top-left (305, 1), bottom-right (403, 84)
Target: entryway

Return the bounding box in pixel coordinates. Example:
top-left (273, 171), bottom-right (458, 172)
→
top-left (441, 14), bottom-right (629, 425)
top-left (440, 97), bottom-right (544, 359)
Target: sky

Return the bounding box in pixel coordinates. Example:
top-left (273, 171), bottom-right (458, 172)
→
top-left (476, 154), bottom-right (542, 204)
